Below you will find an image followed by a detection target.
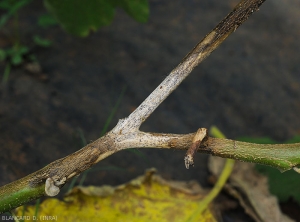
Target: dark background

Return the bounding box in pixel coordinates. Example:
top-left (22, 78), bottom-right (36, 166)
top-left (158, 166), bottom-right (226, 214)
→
top-left (1, 0), bottom-right (300, 220)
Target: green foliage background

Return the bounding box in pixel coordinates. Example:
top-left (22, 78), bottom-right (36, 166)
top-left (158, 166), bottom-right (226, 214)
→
top-left (44, 0), bottom-right (149, 36)
top-left (238, 136), bottom-right (300, 204)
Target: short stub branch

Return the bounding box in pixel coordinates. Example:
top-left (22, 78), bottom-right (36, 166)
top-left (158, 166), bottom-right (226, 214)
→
top-left (185, 128), bottom-right (207, 169)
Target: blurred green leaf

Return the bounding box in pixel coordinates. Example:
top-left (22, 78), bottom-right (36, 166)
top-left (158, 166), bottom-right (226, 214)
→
top-left (0, 49), bottom-right (7, 61)
top-left (11, 54), bottom-right (23, 65)
top-left (114, 0), bottom-right (149, 23)
top-left (255, 164), bottom-right (300, 204)
top-left (44, 0), bottom-right (115, 37)
top-left (0, 13), bottom-right (11, 28)
top-left (18, 46), bottom-right (29, 54)
top-left (33, 35), bottom-right (52, 47)
top-left (0, 0), bottom-right (32, 28)
top-left (0, 0), bottom-right (11, 10)
top-left (238, 135), bottom-right (300, 204)
top-left (38, 14), bottom-right (58, 28)
top-left (43, 0), bottom-right (149, 37)
top-left (2, 63), bottom-right (11, 84)
top-left (286, 135), bottom-right (300, 144)
top-left (237, 136), bottom-right (276, 144)
top-left (5, 46), bottom-right (29, 65)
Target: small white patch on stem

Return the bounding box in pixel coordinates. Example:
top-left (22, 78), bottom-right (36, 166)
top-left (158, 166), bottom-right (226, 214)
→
top-left (45, 178), bottom-right (60, 196)
top-left (45, 177), bottom-right (66, 197)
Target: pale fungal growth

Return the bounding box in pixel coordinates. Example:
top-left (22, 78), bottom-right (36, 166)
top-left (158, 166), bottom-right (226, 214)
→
top-left (45, 177), bottom-right (66, 197)
top-left (45, 178), bottom-right (59, 196)
top-left (184, 155), bottom-right (194, 169)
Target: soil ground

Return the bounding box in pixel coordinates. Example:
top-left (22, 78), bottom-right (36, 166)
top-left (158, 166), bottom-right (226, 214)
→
top-left (1, 0), bottom-right (300, 220)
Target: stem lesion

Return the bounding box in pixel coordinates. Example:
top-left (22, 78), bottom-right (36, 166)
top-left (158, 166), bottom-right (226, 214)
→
top-left (115, 131), bottom-right (300, 172)
top-left (4, 0), bottom-right (295, 215)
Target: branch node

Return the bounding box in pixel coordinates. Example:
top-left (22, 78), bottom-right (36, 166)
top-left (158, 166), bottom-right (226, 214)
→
top-left (185, 128), bottom-right (207, 169)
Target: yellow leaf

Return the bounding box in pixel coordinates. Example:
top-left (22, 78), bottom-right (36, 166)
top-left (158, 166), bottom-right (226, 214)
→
top-left (15, 169), bottom-right (217, 222)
